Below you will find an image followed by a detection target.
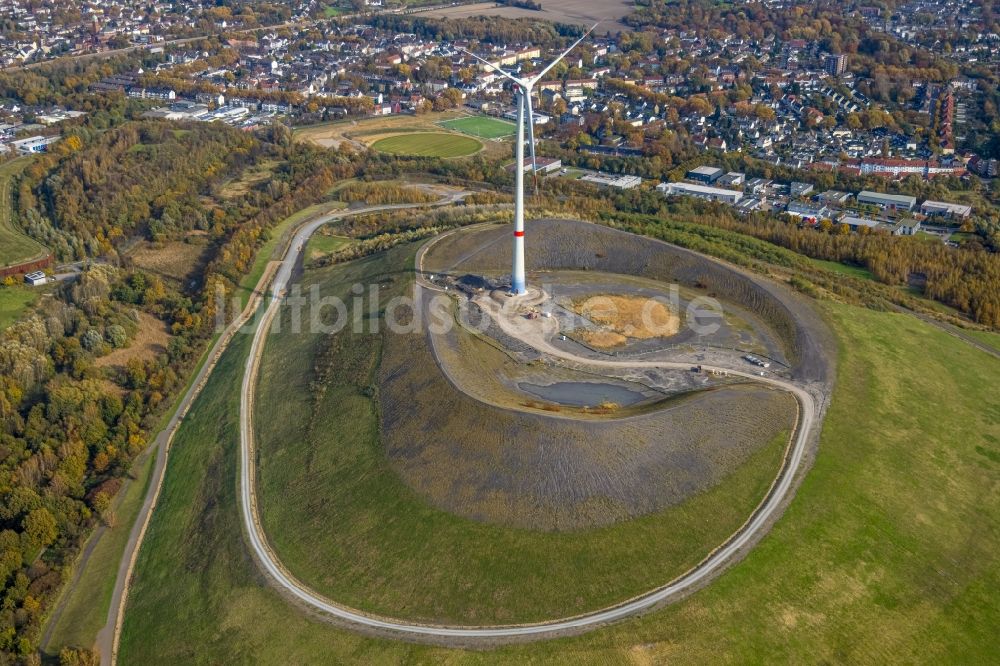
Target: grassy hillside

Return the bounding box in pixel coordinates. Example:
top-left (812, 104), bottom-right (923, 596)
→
top-left (42, 451), bottom-right (155, 656)
top-left (0, 157), bottom-right (46, 268)
top-left (250, 243), bottom-right (792, 622)
top-left (119, 260), bottom-right (1000, 663)
top-left (0, 285), bottom-right (41, 330)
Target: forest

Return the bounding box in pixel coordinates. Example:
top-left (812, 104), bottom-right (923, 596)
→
top-left (0, 120), bottom-right (365, 663)
top-left (17, 122), bottom-right (261, 260)
top-left (604, 194), bottom-right (1000, 327)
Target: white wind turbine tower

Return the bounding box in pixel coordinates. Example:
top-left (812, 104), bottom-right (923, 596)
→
top-left (461, 25), bottom-right (597, 295)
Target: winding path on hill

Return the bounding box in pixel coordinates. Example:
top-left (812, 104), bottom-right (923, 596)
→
top-left (97, 196), bottom-right (468, 666)
top-left (230, 220), bottom-right (826, 644)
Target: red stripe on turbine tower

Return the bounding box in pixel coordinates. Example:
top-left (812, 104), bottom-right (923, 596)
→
top-left (514, 231), bottom-right (525, 237)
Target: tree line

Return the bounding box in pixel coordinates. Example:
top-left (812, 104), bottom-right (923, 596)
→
top-left (0, 121), bottom-right (369, 662)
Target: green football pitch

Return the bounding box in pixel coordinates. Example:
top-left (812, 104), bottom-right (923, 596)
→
top-left (438, 116), bottom-right (516, 139)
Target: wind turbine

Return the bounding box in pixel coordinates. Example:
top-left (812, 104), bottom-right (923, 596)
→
top-left (461, 25), bottom-right (596, 295)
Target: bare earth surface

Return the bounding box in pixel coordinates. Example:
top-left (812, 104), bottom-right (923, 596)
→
top-left (380, 299), bottom-right (796, 530)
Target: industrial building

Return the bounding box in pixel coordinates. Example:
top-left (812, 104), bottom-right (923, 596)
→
top-left (10, 135), bottom-right (60, 155)
top-left (817, 190), bottom-right (852, 205)
top-left (790, 181), bottom-right (814, 198)
top-left (839, 215), bottom-right (882, 232)
top-left (786, 201), bottom-right (832, 222)
top-left (23, 271), bottom-right (47, 286)
top-left (920, 200), bottom-right (972, 219)
top-left (657, 181), bottom-right (743, 204)
top-left (507, 157), bottom-right (562, 174)
top-left (857, 191), bottom-right (917, 211)
top-left (686, 165), bottom-right (723, 184)
top-left (892, 220), bottom-right (923, 236)
top-left (716, 172), bottom-right (746, 188)
top-left (580, 173), bottom-right (642, 190)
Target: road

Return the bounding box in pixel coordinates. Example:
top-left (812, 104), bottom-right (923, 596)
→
top-left (92, 259), bottom-right (275, 665)
top-left (232, 220), bottom-right (825, 643)
top-left (99, 196), bottom-right (469, 665)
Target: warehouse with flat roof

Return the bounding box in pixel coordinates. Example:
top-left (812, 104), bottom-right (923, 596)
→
top-left (857, 190), bottom-right (916, 211)
top-left (686, 165), bottom-right (724, 184)
top-left (920, 200), bottom-right (971, 218)
top-left (580, 173), bottom-right (642, 189)
top-left (657, 181), bottom-right (743, 204)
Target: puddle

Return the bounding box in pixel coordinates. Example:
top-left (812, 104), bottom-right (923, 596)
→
top-left (518, 381), bottom-right (646, 407)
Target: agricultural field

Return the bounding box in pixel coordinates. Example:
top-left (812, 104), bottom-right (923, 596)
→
top-left (370, 132), bottom-right (483, 158)
top-left (0, 157), bottom-right (47, 269)
top-left (438, 115), bottom-right (516, 139)
top-left (119, 252), bottom-right (1000, 663)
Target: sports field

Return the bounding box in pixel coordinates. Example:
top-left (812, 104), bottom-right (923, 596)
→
top-left (438, 116), bottom-right (516, 139)
top-left (370, 132), bottom-right (482, 158)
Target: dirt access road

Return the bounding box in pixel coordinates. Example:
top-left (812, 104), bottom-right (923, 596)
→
top-left (62, 195), bottom-right (466, 666)
top-left (229, 221), bottom-right (824, 645)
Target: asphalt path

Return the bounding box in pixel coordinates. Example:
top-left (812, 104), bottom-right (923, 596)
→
top-left (99, 197), bottom-right (469, 664)
top-left (233, 220), bottom-right (825, 643)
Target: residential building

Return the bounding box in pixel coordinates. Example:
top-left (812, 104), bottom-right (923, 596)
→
top-left (824, 53), bottom-right (847, 76)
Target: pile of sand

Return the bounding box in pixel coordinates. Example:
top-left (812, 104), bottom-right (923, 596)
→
top-left (571, 294), bottom-right (680, 348)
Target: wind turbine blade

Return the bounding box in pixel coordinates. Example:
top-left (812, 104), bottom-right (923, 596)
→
top-left (529, 23), bottom-right (599, 85)
top-left (457, 47), bottom-right (525, 87)
top-left (525, 91), bottom-right (538, 195)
